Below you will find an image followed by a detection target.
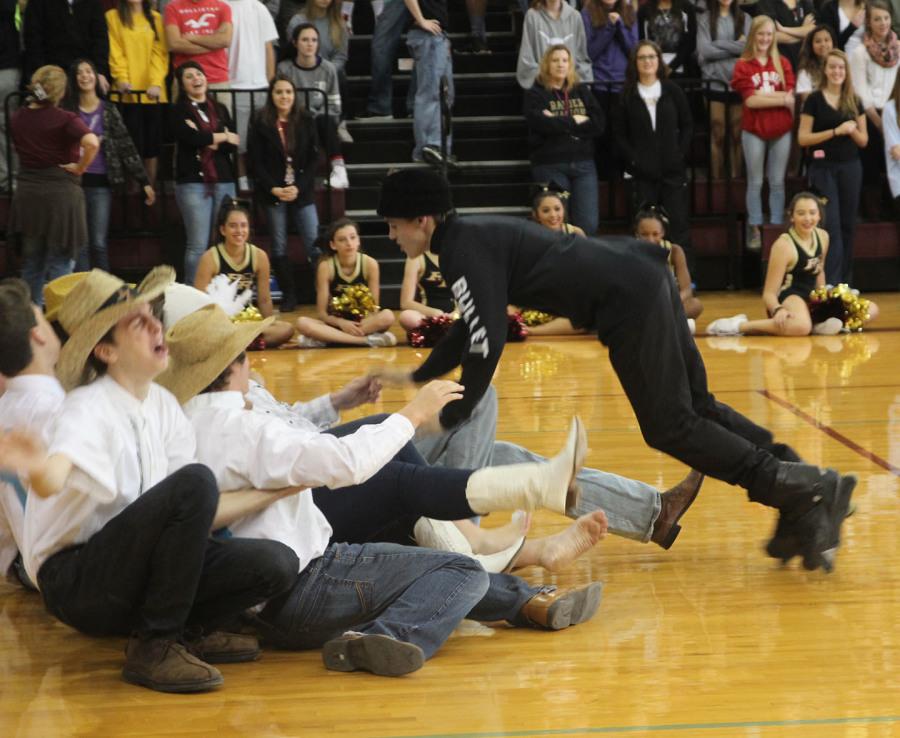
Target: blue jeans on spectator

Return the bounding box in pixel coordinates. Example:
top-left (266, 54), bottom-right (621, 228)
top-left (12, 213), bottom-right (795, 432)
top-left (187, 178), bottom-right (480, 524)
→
top-left (742, 131), bottom-right (791, 226)
top-left (808, 158), bottom-right (862, 285)
top-left (266, 201), bottom-right (320, 263)
top-left (174, 182), bottom-right (236, 285)
top-left (256, 542), bottom-right (489, 658)
top-left (21, 236), bottom-right (74, 304)
top-left (367, 0), bottom-right (411, 116)
top-left (76, 185), bottom-right (112, 272)
top-left (532, 159), bottom-right (600, 235)
top-left (406, 29), bottom-right (454, 161)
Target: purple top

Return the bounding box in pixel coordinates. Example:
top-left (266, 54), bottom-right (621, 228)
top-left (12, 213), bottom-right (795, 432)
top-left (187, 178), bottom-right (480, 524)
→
top-left (582, 9), bottom-right (639, 92)
top-left (79, 101), bottom-right (107, 176)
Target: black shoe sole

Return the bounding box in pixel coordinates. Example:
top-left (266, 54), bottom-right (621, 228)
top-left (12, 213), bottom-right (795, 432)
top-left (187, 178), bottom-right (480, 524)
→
top-left (200, 647), bottom-right (261, 664)
top-left (122, 669), bottom-right (224, 693)
top-left (322, 634), bottom-right (425, 677)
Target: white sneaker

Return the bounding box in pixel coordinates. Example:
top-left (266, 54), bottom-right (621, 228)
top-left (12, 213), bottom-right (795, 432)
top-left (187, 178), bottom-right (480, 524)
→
top-left (238, 175), bottom-right (250, 192)
top-left (298, 335), bottom-right (327, 348)
top-left (707, 314), bottom-right (747, 336)
top-left (329, 162), bottom-right (350, 189)
top-left (366, 331), bottom-right (397, 347)
top-left (337, 120), bottom-right (354, 143)
top-left (812, 317), bottom-right (843, 335)
top-left (687, 318), bottom-right (696, 335)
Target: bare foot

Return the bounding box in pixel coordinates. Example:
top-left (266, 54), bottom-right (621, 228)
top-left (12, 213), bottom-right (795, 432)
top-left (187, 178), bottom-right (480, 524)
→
top-left (535, 511), bottom-right (608, 572)
top-left (459, 512), bottom-right (532, 555)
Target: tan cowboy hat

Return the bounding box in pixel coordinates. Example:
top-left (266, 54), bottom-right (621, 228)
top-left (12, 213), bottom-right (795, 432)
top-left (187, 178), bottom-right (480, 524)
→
top-left (156, 304), bottom-right (273, 405)
top-left (43, 272), bottom-right (88, 322)
top-left (56, 266), bottom-right (176, 390)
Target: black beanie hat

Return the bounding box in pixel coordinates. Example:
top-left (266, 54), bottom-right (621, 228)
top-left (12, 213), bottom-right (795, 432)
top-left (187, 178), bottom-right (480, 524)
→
top-left (377, 168), bottom-right (453, 218)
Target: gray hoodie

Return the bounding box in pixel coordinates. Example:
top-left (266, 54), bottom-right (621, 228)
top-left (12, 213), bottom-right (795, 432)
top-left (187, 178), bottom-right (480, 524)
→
top-left (516, 4), bottom-right (593, 89)
top-left (695, 10), bottom-right (751, 89)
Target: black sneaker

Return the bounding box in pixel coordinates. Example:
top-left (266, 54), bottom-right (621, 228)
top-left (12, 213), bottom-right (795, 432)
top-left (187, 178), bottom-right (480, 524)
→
top-left (355, 110), bottom-right (394, 121)
top-left (421, 145), bottom-right (460, 170)
top-left (457, 35), bottom-right (491, 54)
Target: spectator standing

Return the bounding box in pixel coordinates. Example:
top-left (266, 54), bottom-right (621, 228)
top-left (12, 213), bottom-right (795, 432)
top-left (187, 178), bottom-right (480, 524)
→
top-left (65, 59), bottom-right (155, 272)
top-left (225, 0), bottom-right (279, 185)
top-left (523, 44), bottom-right (604, 234)
top-left (848, 0), bottom-right (899, 213)
top-left (8, 66), bottom-right (99, 301)
top-left (884, 71), bottom-right (900, 209)
top-left (637, 0), bottom-right (698, 77)
top-left (795, 25), bottom-right (836, 98)
top-left (613, 41), bottom-right (693, 257)
top-left (247, 75), bottom-right (321, 309)
top-left (171, 61), bottom-right (238, 284)
top-left (798, 49), bottom-right (867, 283)
top-left (403, 0), bottom-right (455, 167)
top-left (357, 0), bottom-right (411, 120)
top-left (818, 0), bottom-right (866, 51)
top-left (756, 0), bottom-right (816, 68)
top-left (0, 0), bottom-right (22, 190)
top-left (276, 23), bottom-right (350, 187)
top-left (164, 0), bottom-right (233, 109)
top-left (732, 15), bottom-right (796, 251)
top-left (697, 0), bottom-right (749, 179)
top-left (517, 0), bottom-right (592, 90)
top-left (106, 0), bottom-right (169, 187)
top-left (23, 0), bottom-right (110, 90)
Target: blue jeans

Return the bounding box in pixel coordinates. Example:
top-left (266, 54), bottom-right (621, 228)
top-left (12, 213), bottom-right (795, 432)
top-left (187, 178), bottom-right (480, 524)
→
top-left (367, 0), bottom-right (411, 115)
top-left (406, 29), bottom-right (454, 160)
top-left (20, 236), bottom-right (74, 304)
top-left (742, 130), bottom-right (791, 226)
top-left (76, 185), bottom-right (112, 272)
top-left (255, 542), bottom-right (489, 659)
top-left (265, 201), bottom-right (320, 262)
top-left (532, 160), bottom-right (600, 235)
top-left (808, 158), bottom-right (862, 285)
top-left (174, 182), bottom-right (236, 285)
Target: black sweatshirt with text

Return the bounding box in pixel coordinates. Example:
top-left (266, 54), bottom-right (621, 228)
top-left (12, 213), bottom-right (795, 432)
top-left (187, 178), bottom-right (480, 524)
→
top-left (410, 215), bottom-right (670, 428)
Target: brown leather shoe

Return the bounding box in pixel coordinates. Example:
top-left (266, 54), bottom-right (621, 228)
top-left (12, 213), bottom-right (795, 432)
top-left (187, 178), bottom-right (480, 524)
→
top-left (518, 582), bottom-right (603, 630)
top-left (651, 470), bottom-right (705, 550)
top-left (122, 637), bottom-right (223, 693)
top-left (322, 633), bottom-right (425, 676)
top-left (185, 631), bottom-right (261, 664)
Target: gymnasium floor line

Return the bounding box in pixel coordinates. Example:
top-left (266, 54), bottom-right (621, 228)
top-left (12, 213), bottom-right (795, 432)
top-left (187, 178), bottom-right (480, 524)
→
top-left (759, 388), bottom-right (900, 476)
top-left (373, 714), bottom-right (900, 738)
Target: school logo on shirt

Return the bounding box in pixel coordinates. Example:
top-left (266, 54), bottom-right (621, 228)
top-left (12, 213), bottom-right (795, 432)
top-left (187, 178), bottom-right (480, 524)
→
top-left (539, 31), bottom-right (574, 46)
top-left (185, 12), bottom-right (218, 30)
top-left (805, 256), bottom-right (822, 276)
top-left (750, 70), bottom-right (783, 93)
top-left (451, 277), bottom-right (489, 358)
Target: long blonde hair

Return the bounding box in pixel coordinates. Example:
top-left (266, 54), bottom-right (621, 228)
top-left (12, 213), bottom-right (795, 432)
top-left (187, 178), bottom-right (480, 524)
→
top-left (741, 15), bottom-right (785, 85)
top-left (302, 0), bottom-right (346, 49)
top-left (535, 44), bottom-right (580, 89)
top-left (823, 50), bottom-right (861, 118)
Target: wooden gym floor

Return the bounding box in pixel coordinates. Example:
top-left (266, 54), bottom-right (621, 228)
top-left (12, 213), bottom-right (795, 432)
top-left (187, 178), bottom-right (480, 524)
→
top-left (2, 292), bottom-right (900, 738)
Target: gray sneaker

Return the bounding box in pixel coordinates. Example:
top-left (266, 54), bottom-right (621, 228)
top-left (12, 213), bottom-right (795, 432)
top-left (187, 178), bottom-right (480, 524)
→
top-left (366, 331), bottom-right (397, 347)
top-left (707, 314), bottom-right (747, 336)
top-left (298, 335), bottom-right (327, 348)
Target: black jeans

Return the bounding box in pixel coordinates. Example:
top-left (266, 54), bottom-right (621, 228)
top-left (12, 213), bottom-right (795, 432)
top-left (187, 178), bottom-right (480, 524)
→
top-left (606, 276), bottom-right (780, 502)
top-left (631, 174), bottom-right (692, 263)
top-left (38, 464), bottom-right (299, 639)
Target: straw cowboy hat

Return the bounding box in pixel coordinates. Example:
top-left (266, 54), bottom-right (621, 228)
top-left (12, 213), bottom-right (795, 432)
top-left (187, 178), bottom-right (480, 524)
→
top-left (156, 304), bottom-right (273, 405)
top-left (55, 267), bottom-right (176, 390)
top-left (43, 272), bottom-right (88, 323)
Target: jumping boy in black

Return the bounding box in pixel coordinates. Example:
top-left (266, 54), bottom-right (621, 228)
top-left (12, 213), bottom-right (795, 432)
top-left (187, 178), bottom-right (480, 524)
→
top-left (375, 168), bottom-right (855, 573)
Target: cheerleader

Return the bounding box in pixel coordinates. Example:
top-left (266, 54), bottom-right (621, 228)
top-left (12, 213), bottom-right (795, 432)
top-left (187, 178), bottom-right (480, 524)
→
top-left (295, 218), bottom-right (397, 347)
top-left (398, 248), bottom-right (456, 336)
top-left (708, 192), bottom-right (879, 336)
top-left (194, 198), bottom-right (295, 348)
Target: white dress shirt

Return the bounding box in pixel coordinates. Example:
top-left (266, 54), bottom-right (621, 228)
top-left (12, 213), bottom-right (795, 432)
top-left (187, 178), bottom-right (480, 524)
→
top-left (183, 391), bottom-right (416, 572)
top-left (0, 374), bottom-right (65, 577)
top-left (23, 376), bottom-right (196, 584)
top-left (245, 380), bottom-right (339, 432)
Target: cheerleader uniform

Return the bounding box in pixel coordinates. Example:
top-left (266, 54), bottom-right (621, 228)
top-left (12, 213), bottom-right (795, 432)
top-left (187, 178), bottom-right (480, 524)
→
top-left (211, 243), bottom-right (262, 304)
top-left (775, 228), bottom-right (823, 307)
top-left (418, 252), bottom-right (455, 313)
top-left (329, 253), bottom-right (368, 300)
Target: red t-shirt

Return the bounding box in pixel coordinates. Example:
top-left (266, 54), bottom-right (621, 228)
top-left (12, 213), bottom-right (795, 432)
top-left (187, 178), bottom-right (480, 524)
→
top-left (11, 106), bottom-right (91, 170)
top-left (164, 0), bottom-right (233, 84)
top-left (731, 56), bottom-right (796, 140)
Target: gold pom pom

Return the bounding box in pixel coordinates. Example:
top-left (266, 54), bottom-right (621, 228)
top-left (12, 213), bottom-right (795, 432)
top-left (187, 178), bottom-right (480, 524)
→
top-left (232, 305), bottom-right (264, 323)
top-left (520, 309), bottom-right (557, 327)
top-left (329, 284), bottom-right (380, 321)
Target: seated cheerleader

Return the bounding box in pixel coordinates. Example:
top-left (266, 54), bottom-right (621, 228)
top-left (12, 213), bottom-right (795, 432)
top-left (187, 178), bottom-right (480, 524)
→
top-left (633, 206), bottom-right (703, 334)
top-left (194, 198), bottom-right (296, 348)
top-left (295, 218), bottom-right (397, 348)
top-left (708, 192), bottom-right (879, 337)
top-left (397, 248), bottom-right (456, 335)
top-left (194, 197), bottom-right (294, 348)
top-left (514, 187), bottom-right (587, 337)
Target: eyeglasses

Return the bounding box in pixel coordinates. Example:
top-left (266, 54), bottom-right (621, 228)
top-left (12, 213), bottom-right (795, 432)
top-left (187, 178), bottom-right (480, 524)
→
top-left (636, 54), bottom-right (658, 61)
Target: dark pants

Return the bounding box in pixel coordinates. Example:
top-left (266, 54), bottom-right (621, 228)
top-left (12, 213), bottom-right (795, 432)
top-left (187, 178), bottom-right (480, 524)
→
top-left (606, 276), bottom-right (780, 502)
top-left (631, 174), bottom-right (692, 262)
top-left (38, 464), bottom-right (299, 639)
top-left (808, 158), bottom-right (862, 285)
top-left (315, 114), bottom-right (342, 159)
